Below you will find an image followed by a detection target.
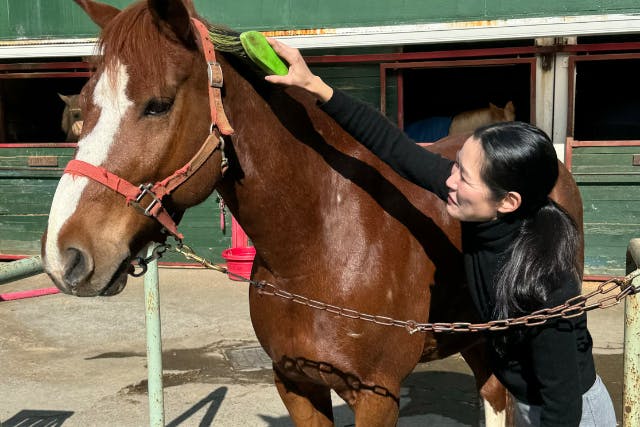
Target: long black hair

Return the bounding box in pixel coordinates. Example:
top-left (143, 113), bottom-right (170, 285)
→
top-left (474, 122), bottom-right (581, 318)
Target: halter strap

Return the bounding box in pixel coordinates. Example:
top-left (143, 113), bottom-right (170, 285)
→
top-left (191, 18), bottom-right (234, 135)
top-left (64, 132), bottom-right (224, 240)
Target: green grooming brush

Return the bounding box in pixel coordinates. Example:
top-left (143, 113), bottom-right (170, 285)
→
top-left (240, 31), bottom-right (289, 76)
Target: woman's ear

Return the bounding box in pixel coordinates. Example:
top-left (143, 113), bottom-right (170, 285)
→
top-left (497, 191), bottom-right (522, 214)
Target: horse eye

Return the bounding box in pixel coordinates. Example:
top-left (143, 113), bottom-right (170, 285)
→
top-left (144, 98), bottom-right (174, 116)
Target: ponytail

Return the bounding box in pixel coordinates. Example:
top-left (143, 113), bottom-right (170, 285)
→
top-left (493, 200), bottom-right (581, 318)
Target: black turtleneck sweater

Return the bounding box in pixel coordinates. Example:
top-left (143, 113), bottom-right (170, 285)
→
top-left (320, 89), bottom-right (596, 426)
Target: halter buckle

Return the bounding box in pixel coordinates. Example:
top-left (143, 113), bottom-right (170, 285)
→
top-left (207, 61), bottom-right (224, 88)
top-left (132, 183), bottom-right (161, 217)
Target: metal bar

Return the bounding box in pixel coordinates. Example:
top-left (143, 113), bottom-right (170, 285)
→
top-left (0, 143), bottom-right (78, 148)
top-left (584, 274), bottom-right (617, 282)
top-left (231, 217), bottom-right (249, 248)
top-left (569, 52), bottom-right (640, 63)
top-left (0, 62), bottom-right (91, 71)
top-left (306, 45), bottom-right (540, 64)
top-left (397, 70), bottom-right (404, 129)
top-left (379, 62), bottom-right (386, 115)
top-left (559, 42), bottom-right (640, 54)
top-left (380, 57), bottom-right (535, 71)
top-left (0, 256), bottom-right (43, 285)
top-left (566, 139), bottom-right (640, 148)
top-left (143, 245), bottom-right (165, 427)
top-left (304, 42), bottom-right (640, 65)
top-left (0, 72), bottom-right (92, 79)
top-left (1, 287), bottom-right (59, 301)
top-left (572, 172), bottom-right (640, 176)
top-left (623, 238), bottom-right (640, 427)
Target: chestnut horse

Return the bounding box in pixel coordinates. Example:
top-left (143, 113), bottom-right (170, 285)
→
top-left (42, 0), bottom-right (583, 425)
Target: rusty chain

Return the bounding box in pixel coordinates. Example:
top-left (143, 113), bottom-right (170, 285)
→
top-left (167, 242), bottom-right (640, 335)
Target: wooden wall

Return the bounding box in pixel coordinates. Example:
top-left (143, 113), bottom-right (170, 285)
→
top-left (572, 146), bottom-right (640, 276)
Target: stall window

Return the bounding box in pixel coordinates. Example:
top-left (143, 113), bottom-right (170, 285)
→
top-left (571, 56), bottom-right (640, 141)
top-left (381, 51), bottom-right (536, 143)
top-left (0, 61), bottom-right (91, 144)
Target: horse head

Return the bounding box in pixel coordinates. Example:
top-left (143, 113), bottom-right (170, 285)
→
top-left (42, 0), bottom-right (227, 296)
top-left (59, 93), bottom-right (84, 141)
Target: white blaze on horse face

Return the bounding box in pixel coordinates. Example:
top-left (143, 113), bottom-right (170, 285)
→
top-left (46, 63), bottom-right (133, 273)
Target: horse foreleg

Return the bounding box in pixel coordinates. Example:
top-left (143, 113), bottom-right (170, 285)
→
top-left (350, 391), bottom-right (399, 427)
top-left (461, 344), bottom-right (508, 427)
top-left (273, 368), bottom-right (334, 427)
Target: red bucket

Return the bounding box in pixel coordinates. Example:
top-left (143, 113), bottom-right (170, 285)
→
top-left (221, 247), bottom-right (256, 281)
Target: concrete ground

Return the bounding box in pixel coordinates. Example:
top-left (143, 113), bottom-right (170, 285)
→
top-left (0, 268), bottom-right (626, 426)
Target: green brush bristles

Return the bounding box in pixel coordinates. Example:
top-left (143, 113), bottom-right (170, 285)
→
top-left (239, 31), bottom-right (289, 76)
top-left (207, 26), bottom-right (289, 76)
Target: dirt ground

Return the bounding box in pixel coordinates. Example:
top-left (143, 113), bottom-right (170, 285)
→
top-left (0, 268), bottom-right (627, 426)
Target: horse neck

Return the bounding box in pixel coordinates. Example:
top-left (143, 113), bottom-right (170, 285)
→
top-left (216, 55), bottom-right (332, 256)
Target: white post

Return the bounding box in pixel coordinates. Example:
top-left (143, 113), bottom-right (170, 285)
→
top-left (623, 238), bottom-right (640, 427)
top-left (144, 245), bottom-right (165, 426)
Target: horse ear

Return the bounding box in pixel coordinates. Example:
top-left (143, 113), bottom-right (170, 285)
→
top-left (148, 0), bottom-right (197, 48)
top-left (180, 0), bottom-right (198, 15)
top-left (73, 0), bottom-right (121, 29)
top-left (58, 93), bottom-right (70, 105)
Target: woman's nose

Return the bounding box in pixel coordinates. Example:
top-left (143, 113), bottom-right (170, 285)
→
top-left (446, 169), bottom-right (458, 191)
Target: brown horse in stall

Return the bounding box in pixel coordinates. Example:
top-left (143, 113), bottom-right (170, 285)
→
top-left (41, 0), bottom-right (583, 425)
top-left (58, 93), bottom-right (84, 142)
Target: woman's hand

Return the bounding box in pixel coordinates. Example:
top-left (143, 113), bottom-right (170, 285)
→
top-left (264, 38), bottom-right (334, 103)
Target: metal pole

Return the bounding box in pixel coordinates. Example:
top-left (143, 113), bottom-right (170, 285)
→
top-left (623, 238), bottom-right (640, 427)
top-left (0, 256), bottom-right (43, 285)
top-left (144, 245), bottom-right (165, 426)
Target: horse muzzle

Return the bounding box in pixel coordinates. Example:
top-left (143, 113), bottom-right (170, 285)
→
top-left (44, 245), bottom-right (130, 297)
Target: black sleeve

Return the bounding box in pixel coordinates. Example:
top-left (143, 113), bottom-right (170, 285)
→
top-left (528, 282), bottom-right (587, 427)
top-left (320, 89), bottom-right (454, 201)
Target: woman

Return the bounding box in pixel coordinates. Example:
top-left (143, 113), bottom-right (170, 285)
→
top-left (265, 39), bottom-right (616, 426)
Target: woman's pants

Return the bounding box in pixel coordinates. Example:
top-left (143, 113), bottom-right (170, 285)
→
top-left (513, 375), bottom-right (616, 426)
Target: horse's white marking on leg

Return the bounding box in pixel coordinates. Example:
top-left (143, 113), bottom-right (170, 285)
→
top-left (483, 398), bottom-right (506, 427)
top-left (45, 63), bottom-right (133, 275)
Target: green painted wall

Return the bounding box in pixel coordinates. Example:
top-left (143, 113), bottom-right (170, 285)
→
top-left (572, 146), bottom-right (640, 276)
top-left (0, 146), bottom-right (231, 262)
top-left (2, 0), bottom-right (640, 40)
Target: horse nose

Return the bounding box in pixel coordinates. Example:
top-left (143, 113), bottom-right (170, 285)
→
top-left (62, 247), bottom-right (94, 291)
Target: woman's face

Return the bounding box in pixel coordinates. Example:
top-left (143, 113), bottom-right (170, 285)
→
top-left (445, 137), bottom-right (502, 222)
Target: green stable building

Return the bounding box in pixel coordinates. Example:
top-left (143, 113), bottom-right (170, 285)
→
top-left (1, 0), bottom-right (640, 275)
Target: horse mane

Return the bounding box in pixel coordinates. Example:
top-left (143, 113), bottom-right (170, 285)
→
top-left (97, 3), bottom-right (253, 85)
top-left (206, 25), bottom-right (246, 57)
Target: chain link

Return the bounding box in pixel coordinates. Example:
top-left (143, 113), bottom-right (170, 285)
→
top-left (160, 241), bottom-right (640, 334)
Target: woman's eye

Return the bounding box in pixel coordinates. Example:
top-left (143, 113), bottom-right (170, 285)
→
top-left (144, 98), bottom-right (173, 116)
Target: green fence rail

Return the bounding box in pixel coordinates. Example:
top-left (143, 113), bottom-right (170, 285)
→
top-left (0, 256), bottom-right (43, 285)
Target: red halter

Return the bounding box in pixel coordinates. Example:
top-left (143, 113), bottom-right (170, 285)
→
top-left (63, 18), bottom-right (234, 241)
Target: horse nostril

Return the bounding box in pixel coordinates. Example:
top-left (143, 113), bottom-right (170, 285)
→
top-left (63, 247), bottom-right (93, 289)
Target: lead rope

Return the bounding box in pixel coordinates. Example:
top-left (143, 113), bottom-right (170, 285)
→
top-left (134, 239), bottom-right (640, 335)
